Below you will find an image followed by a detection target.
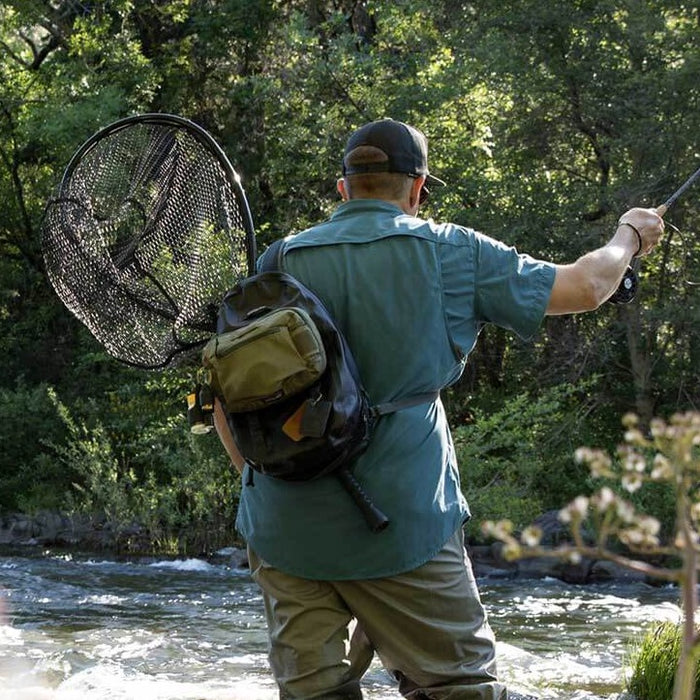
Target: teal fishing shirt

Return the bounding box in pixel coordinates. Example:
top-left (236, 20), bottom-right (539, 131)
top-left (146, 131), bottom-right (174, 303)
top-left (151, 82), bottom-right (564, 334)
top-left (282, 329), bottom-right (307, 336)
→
top-left (235, 199), bottom-right (556, 580)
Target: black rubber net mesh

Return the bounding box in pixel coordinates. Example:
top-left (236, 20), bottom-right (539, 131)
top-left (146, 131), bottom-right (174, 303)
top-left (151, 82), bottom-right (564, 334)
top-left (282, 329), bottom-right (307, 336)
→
top-left (42, 121), bottom-right (253, 369)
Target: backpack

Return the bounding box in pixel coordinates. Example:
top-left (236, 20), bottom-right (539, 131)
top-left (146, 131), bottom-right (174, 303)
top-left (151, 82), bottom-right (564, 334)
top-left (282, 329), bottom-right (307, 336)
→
top-left (200, 239), bottom-right (438, 532)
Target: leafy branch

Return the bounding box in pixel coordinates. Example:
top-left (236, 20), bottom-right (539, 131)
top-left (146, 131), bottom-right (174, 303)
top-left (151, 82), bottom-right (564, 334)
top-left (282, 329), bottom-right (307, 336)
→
top-left (483, 411), bottom-right (700, 700)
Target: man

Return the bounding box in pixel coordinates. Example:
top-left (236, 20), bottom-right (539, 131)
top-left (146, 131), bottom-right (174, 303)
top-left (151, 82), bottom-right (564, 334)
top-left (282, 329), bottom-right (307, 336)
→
top-left (214, 118), bottom-right (664, 699)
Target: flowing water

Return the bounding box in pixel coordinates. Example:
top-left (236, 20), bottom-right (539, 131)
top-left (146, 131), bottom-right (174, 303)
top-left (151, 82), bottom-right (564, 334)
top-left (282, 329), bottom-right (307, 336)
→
top-left (0, 550), bottom-right (682, 700)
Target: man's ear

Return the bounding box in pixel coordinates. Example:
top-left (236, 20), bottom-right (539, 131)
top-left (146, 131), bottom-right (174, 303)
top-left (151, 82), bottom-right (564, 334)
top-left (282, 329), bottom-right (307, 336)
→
top-left (409, 176), bottom-right (425, 209)
top-left (337, 178), bottom-right (349, 201)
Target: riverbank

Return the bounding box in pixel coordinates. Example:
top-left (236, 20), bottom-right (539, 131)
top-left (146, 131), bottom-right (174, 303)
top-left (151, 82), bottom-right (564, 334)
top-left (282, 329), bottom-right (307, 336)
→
top-left (0, 510), bottom-right (141, 552)
top-left (0, 509), bottom-right (667, 586)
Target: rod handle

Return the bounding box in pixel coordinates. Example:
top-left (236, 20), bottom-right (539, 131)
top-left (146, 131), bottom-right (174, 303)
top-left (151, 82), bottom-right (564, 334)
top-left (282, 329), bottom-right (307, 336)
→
top-left (336, 467), bottom-right (390, 533)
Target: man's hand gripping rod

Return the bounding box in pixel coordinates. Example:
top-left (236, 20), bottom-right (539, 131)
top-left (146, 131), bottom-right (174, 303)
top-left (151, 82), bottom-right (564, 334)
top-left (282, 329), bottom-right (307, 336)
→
top-left (609, 165), bottom-right (700, 304)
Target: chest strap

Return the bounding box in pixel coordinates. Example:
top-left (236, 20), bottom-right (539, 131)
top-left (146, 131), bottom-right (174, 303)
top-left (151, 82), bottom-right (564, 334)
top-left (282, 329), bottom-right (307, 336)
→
top-left (371, 391), bottom-right (440, 418)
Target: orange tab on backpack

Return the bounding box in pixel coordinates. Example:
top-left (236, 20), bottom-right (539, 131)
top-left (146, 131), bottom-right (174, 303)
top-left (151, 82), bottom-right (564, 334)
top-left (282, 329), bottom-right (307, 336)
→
top-left (282, 401), bottom-right (307, 442)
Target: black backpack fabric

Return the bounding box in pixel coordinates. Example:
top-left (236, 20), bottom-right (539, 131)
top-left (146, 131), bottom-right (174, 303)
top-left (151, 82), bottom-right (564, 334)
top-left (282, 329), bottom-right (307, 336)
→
top-left (210, 268), bottom-right (374, 481)
top-left (202, 239), bottom-right (438, 531)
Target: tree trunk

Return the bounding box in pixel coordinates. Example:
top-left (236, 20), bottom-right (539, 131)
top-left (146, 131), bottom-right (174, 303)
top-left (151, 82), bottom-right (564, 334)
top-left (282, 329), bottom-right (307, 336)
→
top-left (620, 302), bottom-right (655, 426)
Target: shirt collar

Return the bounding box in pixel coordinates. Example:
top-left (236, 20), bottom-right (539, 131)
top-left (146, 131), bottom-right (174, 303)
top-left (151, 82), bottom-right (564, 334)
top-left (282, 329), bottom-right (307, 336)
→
top-left (330, 199), bottom-right (405, 221)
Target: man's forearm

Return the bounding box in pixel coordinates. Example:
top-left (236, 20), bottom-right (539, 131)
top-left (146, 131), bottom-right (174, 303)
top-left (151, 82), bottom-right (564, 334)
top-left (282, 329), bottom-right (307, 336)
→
top-left (213, 399), bottom-right (246, 474)
top-left (579, 224), bottom-right (640, 307)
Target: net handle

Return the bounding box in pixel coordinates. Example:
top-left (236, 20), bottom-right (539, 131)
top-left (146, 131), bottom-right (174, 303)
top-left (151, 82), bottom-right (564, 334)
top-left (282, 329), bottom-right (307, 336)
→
top-left (60, 113), bottom-right (258, 275)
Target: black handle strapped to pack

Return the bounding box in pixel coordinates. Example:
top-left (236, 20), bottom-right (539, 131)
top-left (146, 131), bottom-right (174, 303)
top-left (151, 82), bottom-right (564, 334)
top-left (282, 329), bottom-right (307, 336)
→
top-left (259, 239), bottom-right (440, 533)
top-left (339, 390), bottom-right (439, 533)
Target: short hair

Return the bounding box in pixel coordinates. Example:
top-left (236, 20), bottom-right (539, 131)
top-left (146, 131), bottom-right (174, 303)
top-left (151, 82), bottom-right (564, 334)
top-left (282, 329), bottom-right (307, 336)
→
top-left (343, 146), bottom-right (414, 201)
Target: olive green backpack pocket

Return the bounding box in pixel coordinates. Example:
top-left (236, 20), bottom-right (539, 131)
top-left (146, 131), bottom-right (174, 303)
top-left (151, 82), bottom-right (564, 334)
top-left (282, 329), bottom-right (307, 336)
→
top-left (203, 307), bottom-right (326, 413)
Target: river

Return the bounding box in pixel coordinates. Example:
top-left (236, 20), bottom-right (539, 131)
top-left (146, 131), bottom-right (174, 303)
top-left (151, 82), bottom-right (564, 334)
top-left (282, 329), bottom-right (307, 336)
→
top-left (0, 550), bottom-right (682, 699)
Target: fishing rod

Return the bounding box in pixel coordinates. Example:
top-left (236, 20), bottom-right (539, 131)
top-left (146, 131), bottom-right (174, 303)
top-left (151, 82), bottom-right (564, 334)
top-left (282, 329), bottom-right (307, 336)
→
top-left (657, 165), bottom-right (700, 216)
top-left (608, 165), bottom-right (700, 304)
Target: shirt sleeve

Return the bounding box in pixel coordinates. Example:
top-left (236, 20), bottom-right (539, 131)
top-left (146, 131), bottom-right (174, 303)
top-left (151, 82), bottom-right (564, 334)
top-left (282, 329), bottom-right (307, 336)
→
top-left (439, 226), bottom-right (556, 354)
top-left (473, 231), bottom-right (555, 339)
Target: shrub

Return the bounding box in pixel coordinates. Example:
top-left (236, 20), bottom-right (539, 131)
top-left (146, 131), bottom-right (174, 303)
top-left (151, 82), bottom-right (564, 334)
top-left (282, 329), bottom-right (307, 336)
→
top-left (49, 381), bottom-right (241, 554)
top-left (0, 381), bottom-right (71, 511)
top-left (454, 382), bottom-right (598, 539)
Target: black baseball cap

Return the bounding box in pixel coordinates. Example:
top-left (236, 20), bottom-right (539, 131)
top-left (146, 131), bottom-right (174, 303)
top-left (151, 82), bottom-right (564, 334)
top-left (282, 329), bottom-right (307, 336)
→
top-left (342, 118), bottom-right (446, 187)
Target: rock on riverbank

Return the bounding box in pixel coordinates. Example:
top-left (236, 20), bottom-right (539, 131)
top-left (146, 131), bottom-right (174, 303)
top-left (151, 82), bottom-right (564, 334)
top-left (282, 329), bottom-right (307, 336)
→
top-left (0, 511), bottom-right (142, 551)
top-left (0, 509), bottom-right (661, 585)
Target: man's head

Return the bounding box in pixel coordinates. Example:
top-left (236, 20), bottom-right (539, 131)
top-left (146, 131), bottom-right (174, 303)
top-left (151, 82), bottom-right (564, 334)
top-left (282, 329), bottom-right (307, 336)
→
top-left (338, 119), bottom-right (445, 213)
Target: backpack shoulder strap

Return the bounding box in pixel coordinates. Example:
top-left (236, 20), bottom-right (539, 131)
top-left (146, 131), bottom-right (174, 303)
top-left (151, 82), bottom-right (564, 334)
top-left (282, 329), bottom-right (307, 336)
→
top-left (371, 391), bottom-right (441, 418)
top-left (259, 238), bottom-right (286, 273)
top-left (259, 240), bottom-right (441, 417)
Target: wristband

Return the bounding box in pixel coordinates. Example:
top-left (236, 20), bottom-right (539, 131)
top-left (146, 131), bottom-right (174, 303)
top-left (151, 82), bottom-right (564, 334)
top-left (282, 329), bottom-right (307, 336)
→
top-left (618, 221), bottom-right (643, 257)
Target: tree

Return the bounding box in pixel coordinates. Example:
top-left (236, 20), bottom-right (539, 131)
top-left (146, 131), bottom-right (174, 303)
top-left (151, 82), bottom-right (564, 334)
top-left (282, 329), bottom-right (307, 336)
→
top-left (446, 0), bottom-right (700, 419)
top-left (0, 0), bottom-right (697, 550)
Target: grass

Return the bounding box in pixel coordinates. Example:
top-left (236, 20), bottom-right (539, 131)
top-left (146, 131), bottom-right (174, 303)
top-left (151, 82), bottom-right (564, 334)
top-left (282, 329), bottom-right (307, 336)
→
top-left (627, 622), bottom-right (700, 700)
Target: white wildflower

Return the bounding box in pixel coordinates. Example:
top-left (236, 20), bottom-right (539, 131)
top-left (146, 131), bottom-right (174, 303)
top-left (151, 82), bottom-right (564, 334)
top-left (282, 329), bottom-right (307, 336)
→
top-left (650, 454), bottom-right (673, 481)
top-left (482, 520), bottom-right (513, 541)
top-left (560, 496), bottom-right (589, 524)
top-left (649, 418), bottom-right (666, 438)
top-left (622, 516), bottom-right (661, 548)
top-left (593, 487), bottom-right (615, 512)
top-left (574, 447), bottom-right (612, 477)
top-left (624, 428), bottom-right (645, 445)
top-left (622, 450), bottom-right (646, 473)
top-left (619, 529), bottom-right (643, 547)
top-left (621, 472), bottom-right (643, 493)
top-left (574, 447), bottom-right (592, 464)
top-left (521, 526), bottom-right (543, 548)
top-left (568, 551), bottom-right (582, 565)
top-left (622, 413), bottom-right (639, 428)
top-left (616, 499), bottom-right (636, 523)
top-left (637, 515), bottom-right (661, 537)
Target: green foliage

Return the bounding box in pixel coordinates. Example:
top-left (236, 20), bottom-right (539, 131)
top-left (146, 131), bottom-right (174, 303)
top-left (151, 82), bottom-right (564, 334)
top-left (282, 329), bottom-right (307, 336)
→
top-left (455, 382), bottom-right (599, 539)
top-left (51, 388), bottom-right (134, 531)
top-left (0, 0), bottom-right (698, 552)
top-left (47, 376), bottom-right (240, 554)
top-left (0, 382), bottom-right (69, 511)
top-left (628, 623), bottom-right (700, 700)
